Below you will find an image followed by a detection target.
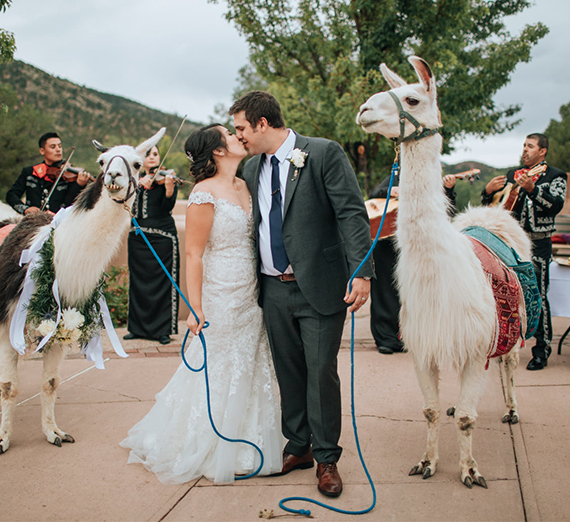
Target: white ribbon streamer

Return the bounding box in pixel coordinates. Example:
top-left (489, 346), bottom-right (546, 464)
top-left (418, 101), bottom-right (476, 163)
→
top-left (9, 206), bottom-right (128, 368)
top-left (10, 207), bottom-right (73, 354)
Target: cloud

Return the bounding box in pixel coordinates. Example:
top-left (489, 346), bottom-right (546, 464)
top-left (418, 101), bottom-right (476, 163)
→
top-left (3, 0), bottom-right (568, 167)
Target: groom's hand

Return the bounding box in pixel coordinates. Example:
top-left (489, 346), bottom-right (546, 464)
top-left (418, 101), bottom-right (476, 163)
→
top-left (344, 278), bottom-right (371, 313)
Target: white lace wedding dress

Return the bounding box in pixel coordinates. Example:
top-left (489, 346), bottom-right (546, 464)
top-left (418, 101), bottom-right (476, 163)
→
top-left (120, 191), bottom-right (283, 484)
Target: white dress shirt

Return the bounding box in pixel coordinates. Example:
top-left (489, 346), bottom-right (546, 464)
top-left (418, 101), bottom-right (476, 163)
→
top-left (258, 129), bottom-right (296, 276)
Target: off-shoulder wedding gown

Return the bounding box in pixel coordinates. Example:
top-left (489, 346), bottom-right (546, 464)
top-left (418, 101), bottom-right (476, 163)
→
top-left (120, 191), bottom-right (283, 484)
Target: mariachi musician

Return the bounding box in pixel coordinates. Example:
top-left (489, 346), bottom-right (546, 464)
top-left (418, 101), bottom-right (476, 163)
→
top-left (482, 133), bottom-right (567, 371)
top-left (6, 132), bottom-right (91, 215)
top-left (369, 173), bottom-right (458, 354)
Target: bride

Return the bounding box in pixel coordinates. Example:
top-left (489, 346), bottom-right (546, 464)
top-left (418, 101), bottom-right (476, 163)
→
top-left (120, 124), bottom-right (283, 484)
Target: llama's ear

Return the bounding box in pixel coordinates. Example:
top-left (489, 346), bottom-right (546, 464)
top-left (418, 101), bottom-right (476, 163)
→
top-left (408, 56), bottom-right (436, 94)
top-left (380, 63), bottom-right (407, 90)
top-left (92, 140), bottom-right (108, 153)
top-left (136, 127), bottom-right (167, 156)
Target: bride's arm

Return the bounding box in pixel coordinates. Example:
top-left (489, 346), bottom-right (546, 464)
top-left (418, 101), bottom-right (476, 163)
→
top-left (185, 200), bottom-right (215, 335)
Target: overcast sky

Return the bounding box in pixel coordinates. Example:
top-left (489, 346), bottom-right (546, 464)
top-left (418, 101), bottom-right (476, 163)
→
top-left (2, 0), bottom-right (569, 167)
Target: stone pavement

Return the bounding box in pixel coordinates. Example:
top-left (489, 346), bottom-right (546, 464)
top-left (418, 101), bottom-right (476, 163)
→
top-left (0, 304), bottom-right (569, 522)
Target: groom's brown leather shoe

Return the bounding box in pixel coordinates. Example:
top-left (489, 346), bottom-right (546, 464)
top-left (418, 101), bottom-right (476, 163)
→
top-left (317, 462), bottom-right (343, 497)
top-left (274, 450), bottom-right (314, 476)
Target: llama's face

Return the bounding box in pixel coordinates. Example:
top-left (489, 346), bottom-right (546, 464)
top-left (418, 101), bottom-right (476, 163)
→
top-left (92, 128), bottom-right (166, 202)
top-left (356, 56), bottom-right (440, 139)
top-left (96, 145), bottom-right (145, 198)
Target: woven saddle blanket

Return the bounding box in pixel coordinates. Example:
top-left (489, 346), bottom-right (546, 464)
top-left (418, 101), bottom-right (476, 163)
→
top-left (462, 225), bottom-right (541, 339)
top-left (467, 236), bottom-right (522, 369)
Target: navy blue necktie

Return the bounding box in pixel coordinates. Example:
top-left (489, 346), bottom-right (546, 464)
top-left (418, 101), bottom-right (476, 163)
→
top-left (269, 155), bottom-right (289, 272)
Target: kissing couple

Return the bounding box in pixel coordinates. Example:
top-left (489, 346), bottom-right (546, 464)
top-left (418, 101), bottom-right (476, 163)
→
top-left (121, 91), bottom-right (374, 498)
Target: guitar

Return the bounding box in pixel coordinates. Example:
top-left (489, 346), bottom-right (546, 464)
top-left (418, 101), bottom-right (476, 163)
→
top-left (491, 164), bottom-right (547, 211)
top-left (365, 169), bottom-right (481, 239)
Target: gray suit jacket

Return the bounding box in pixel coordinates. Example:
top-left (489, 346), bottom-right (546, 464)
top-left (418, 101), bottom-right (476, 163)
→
top-left (243, 132), bottom-right (373, 316)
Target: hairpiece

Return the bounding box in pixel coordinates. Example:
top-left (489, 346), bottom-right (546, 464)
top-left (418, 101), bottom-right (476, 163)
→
top-left (186, 151), bottom-right (194, 162)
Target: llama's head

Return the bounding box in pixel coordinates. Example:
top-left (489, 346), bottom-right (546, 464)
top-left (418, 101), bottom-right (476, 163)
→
top-left (356, 56), bottom-right (441, 142)
top-left (92, 128), bottom-right (166, 204)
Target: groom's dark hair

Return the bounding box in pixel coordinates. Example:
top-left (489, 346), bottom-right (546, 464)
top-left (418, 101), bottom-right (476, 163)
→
top-left (229, 91), bottom-right (285, 129)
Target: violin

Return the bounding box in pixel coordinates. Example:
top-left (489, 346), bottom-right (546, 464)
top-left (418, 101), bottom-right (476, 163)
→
top-left (148, 167), bottom-right (190, 186)
top-left (46, 165), bottom-right (96, 183)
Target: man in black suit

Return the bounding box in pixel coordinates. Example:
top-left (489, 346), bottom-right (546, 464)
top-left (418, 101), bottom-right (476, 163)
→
top-left (230, 91), bottom-right (373, 497)
top-left (482, 133), bottom-right (567, 371)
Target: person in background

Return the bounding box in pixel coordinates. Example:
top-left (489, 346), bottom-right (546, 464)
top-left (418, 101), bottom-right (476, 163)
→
top-left (369, 174), bottom-right (457, 354)
top-left (123, 146), bottom-right (180, 345)
top-left (482, 133), bottom-right (567, 371)
top-left (6, 132), bottom-right (91, 215)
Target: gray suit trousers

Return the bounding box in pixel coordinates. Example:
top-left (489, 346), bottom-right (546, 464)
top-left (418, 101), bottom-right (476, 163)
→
top-left (261, 275), bottom-right (345, 463)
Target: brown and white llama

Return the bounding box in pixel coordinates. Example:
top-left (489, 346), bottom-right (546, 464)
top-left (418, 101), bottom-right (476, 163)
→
top-left (356, 57), bottom-right (531, 488)
top-left (0, 128), bottom-right (165, 453)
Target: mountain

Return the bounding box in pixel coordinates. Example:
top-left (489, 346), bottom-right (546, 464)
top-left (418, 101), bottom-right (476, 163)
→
top-left (0, 60), bottom-right (201, 178)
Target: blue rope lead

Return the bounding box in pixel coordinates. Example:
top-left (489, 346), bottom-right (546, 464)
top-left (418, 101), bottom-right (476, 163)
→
top-left (132, 217), bottom-right (264, 481)
top-left (277, 161), bottom-right (398, 517)
top-left (133, 158), bottom-right (397, 510)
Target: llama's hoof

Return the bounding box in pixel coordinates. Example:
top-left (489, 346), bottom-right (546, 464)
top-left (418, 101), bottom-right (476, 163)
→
top-left (61, 434), bottom-right (75, 443)
top-left (502, 411), bottom-right (519, 424)
top-left (463, 476), bottom-right (473, 489)
top-left (422, 468), bottom-right (432, 480)
top-left (409, 465), bottom-right (422, 476)
top-left (0, 439), bottom-right (8, 454)
top-left (446, 407), bottom-right (456, 416)
top-left (53, 436), bottom-right (62, 447)
top-left (474, 476), bottom-right (488, 489)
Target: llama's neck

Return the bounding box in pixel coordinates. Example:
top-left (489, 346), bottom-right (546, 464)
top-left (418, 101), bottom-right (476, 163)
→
top-left (53, 196), bottom-right (132, 306)
top-left (396, 134), bottom-right (454, 251)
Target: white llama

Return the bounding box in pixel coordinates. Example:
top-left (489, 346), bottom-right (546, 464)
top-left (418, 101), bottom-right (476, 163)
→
top-left (0, 128), bottom-right (165, 454)
top-left (356, 57), bottom-right (531, 488)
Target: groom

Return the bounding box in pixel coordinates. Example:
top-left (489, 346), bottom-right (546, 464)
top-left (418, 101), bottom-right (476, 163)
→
top-left (230, 91), bottom-right (373, 497)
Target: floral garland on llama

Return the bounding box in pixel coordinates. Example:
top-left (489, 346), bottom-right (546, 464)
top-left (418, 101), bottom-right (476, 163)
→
top-left (25, 230), bottom-right (105, 352)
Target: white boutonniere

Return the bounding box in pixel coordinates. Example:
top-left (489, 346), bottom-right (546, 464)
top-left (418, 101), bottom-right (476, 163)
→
top-left (287, 149), bottom-right (308, 181)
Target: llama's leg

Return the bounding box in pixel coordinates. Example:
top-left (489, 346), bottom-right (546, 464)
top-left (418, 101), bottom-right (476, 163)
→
top-left (454, 360), bottom-right (487, 488)
top-left (0, 336), bottom-right (19, 454)
top-left (502, 346), bottom-right (520, 424)
top-left (41, 343), bottom-right (74, 446)
top-left (409, 361), bottom-right (441, 479)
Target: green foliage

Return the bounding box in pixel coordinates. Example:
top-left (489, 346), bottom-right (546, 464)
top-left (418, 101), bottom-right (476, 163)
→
top-left (27, 231), bottom-right (105, 351)
top-left (545, 101), bottom-right (570, 172)
top-left (218, 0), bottom-right (548, 195)
top-left (0, 60), bottom-right (200, 198)
top-left (0, 83), bottom-right (54, 199)
top-left (103, 266), bottom-right (130, 328)
top-left (0, 1), bottom-right (15, 64)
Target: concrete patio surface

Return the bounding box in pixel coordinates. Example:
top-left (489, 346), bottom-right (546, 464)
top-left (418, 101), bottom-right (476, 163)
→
top-left (0, 303), bottom-right (568, 522)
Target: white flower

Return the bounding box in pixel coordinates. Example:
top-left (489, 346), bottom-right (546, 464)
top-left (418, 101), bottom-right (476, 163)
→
top-left (61, 308), bottom-right (84, 331)
top-left (37, 319), bottom-right (57, 337)
top-left (288, 149), bottom-right (308, 169)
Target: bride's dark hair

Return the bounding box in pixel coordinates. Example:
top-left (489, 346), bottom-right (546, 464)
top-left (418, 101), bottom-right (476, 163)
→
top-left (184, 124), bottom-right (227, 183)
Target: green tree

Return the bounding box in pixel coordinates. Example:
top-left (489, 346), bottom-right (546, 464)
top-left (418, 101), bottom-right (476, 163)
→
top-left (218, 0), bottom-right (548, 194)
top-left (1, 0), bottom-right (16, 64)
top-left (0, 83), bottom-right (54, 199)
top-left (545, 101), bottom-right (570, 172)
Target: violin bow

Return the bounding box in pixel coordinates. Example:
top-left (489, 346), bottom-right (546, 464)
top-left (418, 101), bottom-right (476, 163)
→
top-left (40, 147), bottom-right (76, 212)
top-left (154, 115), bottom-right (187, 174)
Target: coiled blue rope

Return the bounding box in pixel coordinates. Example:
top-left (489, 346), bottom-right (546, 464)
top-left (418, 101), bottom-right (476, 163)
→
top-left (132, 217), bottom-right (263, 481)
top-left (132, 159), bottom-right (397, 512)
